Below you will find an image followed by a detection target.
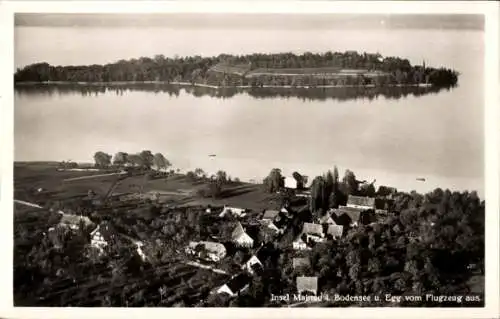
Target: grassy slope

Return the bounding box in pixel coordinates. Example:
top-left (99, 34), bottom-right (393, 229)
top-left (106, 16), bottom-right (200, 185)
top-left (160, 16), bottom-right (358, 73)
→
top-left (14, 162), bottom-right (279, 213)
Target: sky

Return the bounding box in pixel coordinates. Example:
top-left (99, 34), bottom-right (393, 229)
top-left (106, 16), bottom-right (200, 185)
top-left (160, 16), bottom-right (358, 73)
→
top-left (15, 13), bottom-right (484, 30)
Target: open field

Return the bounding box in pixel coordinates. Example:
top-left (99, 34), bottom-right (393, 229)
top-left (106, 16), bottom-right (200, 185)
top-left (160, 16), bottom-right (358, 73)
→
top-left (209, 64), bottom-right (391, 79)
top-left (14, 162), bottom-right (280, 214)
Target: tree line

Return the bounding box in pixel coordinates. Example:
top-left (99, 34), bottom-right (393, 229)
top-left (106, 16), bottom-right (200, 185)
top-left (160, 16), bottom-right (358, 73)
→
top-left (14, 51), bottom-right (458, 88)
top-left (93, 150), bottom-right (171, 171)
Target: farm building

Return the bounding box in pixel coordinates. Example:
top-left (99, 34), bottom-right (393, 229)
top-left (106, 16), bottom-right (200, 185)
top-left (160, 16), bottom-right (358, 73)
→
top-left (346, 195), bottom-right (375, 210)
top-left (292, 258), bottom-right (311, 272)
top-left (317, 212), bottom-right (336, 225)
top-left (261, 209), bottom-right (281, 222)
top-left (217, 273), bottom-right (252, 297)
top-left (333, 206), bottom-right (366, 227)
top-left (295, 190), bottom-right (312, 198)
top-left (284, 175), bottom-right (311, 190)
top-left (241, 244), bottom-right (274, 275)
top-left (326, 224), bottom-right (344, 240)
top-left (279, 206), bottom-right (295, 219)
top-left (259, 223), bottom-right (280, 243)
top-left (296, 276), bottom-right (318, 296)
top-left (185, 241), bottom-right (227, 262)
top-left (47, 227), bottom-right (68, 250)
top-left (293, 223), bottom-right (324, 250)
top-left (90, 222), bottom-right (117, 252)
top-left (58, 213), bottom-right (94, 230)
top-left (284, 177), bottom-right (300, 189)
top-left (261, 219), bottom-right (281, 233)
top-left (134, 241), bottom-right (147, 261)
top-left (231, 222), bottom-right (254, 248)
top-left (241, 255), bottom-right (264, 275)
top-left (219, 205), bottom-right (247, 218)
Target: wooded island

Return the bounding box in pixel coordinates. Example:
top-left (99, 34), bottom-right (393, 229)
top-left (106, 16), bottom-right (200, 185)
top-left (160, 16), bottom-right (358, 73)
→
top-left (14, 51), bottom-right (458, 89)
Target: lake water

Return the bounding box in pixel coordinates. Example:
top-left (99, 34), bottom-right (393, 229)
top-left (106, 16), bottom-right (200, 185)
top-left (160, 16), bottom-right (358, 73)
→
top-left (14, 26), bottom-right (484, 196)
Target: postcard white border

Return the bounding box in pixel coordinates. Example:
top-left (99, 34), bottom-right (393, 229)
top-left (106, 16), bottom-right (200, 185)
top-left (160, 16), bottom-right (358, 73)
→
top-left (1, 1), bottom-right (498, 319)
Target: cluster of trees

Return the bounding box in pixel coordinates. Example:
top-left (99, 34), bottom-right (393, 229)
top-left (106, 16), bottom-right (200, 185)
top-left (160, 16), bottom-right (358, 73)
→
top-left (263, 166), bottom-right (375, 214)
top-left (196, 170), bottom-right (233, 199)
top-left (14, 51), bottom-right (458, 88)
top-left (93, 150), bottom-right (171, 171)
top-left (251, 167), bottom-right (484, 307)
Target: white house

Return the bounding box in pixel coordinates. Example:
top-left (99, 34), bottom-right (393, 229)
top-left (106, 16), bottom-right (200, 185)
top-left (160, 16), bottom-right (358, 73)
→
top-left (261, 209), bottom-right (280, 222)
top-left (346, 195), bottom-right (375, 210)
top-left (135, 241), bottom-right (147, 261)
top-left (219, 206), bottom-right (247, 218)
top-left (58, 213), bottom-right (94, 231)
top-left (90, 223), bottom-right (116, 252)
top-left (231, 222), bottom-right (254, 248)
top-left (284, 177), bottom-right (300, 189)
top-left (317, 213), bottom-right (336, 225)
top-left (185, 241), bottom-right (227, 262)
top-left (296, 276), bottom-right (318, 296)
top-left (334, 206), bottom-right (365, 227)
top-left (293, 223), bottom-right (324, 250)
top-left (326, 224), bottom-right (344, 240)
top-left (242, 255), bottom-right (263, 275)
top-left (217, 273), bottom-right (252, 297)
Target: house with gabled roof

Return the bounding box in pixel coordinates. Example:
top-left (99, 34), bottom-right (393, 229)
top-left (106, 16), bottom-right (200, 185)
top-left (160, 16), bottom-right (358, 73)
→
top-left (216, 273), bottom-right (252, 297)
top-left (292, 258), bottom-right (311, 272)
top-left (293, 223), bottom-right (325, 250)
top-left (317, 212), bottom-right (336, 225)
top-left (333, 206), bottom-right (365, 227)
top-left (261, 219), bottom-right (281, 233)
top-left (241, 255), bottom-right (264, 275)
top-left (280, 206), bottom-right (294, 219)
top-left (296, 276), bottom-right (318, 296)
top-left (262, 209), bottom-right (280, 221)
top-left (284, 176), bottom-right (300, 190)
top-left (219, 205), bottom-right (247, 218)
top-left (346, 195), bottom-right (375, 210)
top-left (326, 224), bottom-right (344, 240)
top-left (58, 213), bottom-right (94, 231)
top-left (186, 241), bottom-right (227, 262)
top-left (90, 222), bottom-right (117, 252)
top-left (231, 222), bottom-right (254, 248)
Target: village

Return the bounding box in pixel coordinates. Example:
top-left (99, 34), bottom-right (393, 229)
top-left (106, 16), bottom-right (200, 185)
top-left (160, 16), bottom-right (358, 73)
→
top-left (14, 161), bottom-right (405, 307)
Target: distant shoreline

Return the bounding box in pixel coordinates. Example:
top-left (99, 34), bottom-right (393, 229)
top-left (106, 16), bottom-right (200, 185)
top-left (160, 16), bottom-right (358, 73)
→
top-left (14, 81), bottom-right (434, 90)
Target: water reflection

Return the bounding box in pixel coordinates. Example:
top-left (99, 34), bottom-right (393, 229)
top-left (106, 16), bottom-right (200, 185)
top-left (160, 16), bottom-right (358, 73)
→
top-left (14, 83), bottom-right (453, 102)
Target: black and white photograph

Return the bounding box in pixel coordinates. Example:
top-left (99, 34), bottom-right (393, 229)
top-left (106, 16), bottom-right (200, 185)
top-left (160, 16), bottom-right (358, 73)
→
top-left (1, 1), bottom-right (499, 317)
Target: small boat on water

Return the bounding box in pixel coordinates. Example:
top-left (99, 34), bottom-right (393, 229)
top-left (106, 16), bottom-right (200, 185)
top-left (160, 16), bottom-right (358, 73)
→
top-left (416, 178), bottom-right (426, 182)
top-left (209, 154), bottom-right (216, 157)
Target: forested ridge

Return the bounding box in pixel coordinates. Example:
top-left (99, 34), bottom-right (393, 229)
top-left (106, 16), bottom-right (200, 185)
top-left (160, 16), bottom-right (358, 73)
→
top-left (14, 51), bottom-right (458, 88)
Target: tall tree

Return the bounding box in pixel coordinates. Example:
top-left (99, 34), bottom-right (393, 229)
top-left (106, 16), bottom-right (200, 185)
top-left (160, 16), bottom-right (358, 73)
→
top-left (139, 150), bottom-right (154, 169)
top-left (127, 153), bottom-right (144, 168)
top-left (113, 152), bottom-right (129, 166)
top-left (310, 176), bottom-right (326, 214)
top-left (216, 170), bottom-right (228, 184)
top-left (342, 169), bottom-right (358, 195)
top-left (263, 168), bottom-right (283, 193)
top-left (153, 153), bottom-right (171, 171)
top-left (324, 170), bottom-right (334, 207)
top-left (93, 151), bottom-right (112, 168)
top-left (292, 171), bottom-right (305, 190)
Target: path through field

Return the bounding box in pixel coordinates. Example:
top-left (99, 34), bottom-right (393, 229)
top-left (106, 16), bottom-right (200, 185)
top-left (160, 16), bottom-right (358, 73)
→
top-left (185, 261), bottom-right (229, 275)
top-left (63, 171), bottom-right (127, 182)
top-left (14, 199), bottom-right (43, 209)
